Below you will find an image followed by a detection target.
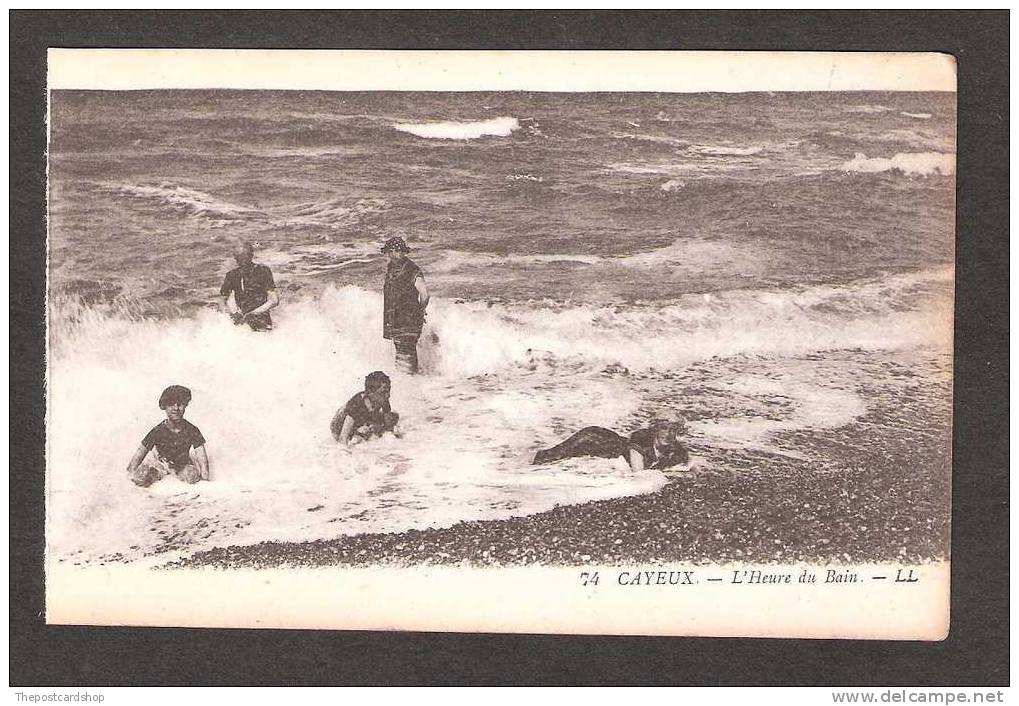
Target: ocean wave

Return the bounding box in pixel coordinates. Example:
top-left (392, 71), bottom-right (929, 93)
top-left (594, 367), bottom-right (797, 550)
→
top-left (690, 144), bottom-right (764, 156)
top-left (46, 286), bottom-right (666, 564)
top-left (98, 182), bottom-right (254, 224)
top-left (47, 270), bottom-right (951, 563)
top-left (869, 129), bottom-right (953, 153)
top-left (844, 104), bottom-right (894, 114)
top-left (393, 116), bottom-right (520, 140)
top-left (611, 132), bottom-right (689, 149)
top-left (902, 112), bottom-right (933, 120)
top-left (51, 269), bottom-right (952, 384)
top-left (604, 161), bottom-right (747, 177)
top-left (429, 250), bottom-right (604, 273)
top-left (99, 181), bottom-right (389, 229)
top-left (269, 196), bottom-right (390, 228)
top-left (841, 152), bottom-right (956, 177)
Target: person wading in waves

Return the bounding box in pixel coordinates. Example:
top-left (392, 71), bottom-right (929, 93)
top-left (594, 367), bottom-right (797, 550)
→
top-left (381, 236), bottom-right (429, 373)
top-left (220, 240), bottom-right (280, 332)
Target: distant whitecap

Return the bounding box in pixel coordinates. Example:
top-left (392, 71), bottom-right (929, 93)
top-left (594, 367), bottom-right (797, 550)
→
top-left (393, 116), bottom-right (520, 140)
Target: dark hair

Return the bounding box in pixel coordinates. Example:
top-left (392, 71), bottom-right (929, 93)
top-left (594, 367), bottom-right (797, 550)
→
top-left (364, 371), bottom-right (391, 393)
top-left (158, 385), bottom-right (192, 409)
top-left (651, 417), bottom-right (687, 442)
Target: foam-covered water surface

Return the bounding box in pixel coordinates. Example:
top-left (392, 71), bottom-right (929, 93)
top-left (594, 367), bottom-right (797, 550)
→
top-left (47, 270), bottom-right (952, 564)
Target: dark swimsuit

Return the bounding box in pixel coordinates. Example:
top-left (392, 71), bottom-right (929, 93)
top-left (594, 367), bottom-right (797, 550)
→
top-left (330, 392), bottom-right (397, 441)
top-left (221, 263), bottom-right (276, 331)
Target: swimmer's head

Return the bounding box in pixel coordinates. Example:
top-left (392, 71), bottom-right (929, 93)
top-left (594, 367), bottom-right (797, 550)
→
top-left (158, 385), bottom-right (192, 420)
top-left (651, 417), bottom-right (687, 445)
top-left (233, 239), bottom-right (255, 266)
top-left (364, 371), bottom-right (391, 401)
top-left (381, 236), bottom-right (411, 262)
top-left (381, 236), bottom-right (411, 254)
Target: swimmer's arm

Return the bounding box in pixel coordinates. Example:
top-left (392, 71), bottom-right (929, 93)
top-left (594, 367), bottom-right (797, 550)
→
top-left (244, 289), bottom-right (280, 317)
top-left (337, 416), bottom-right (357, 445)
top-left (414, 275), bottom-right (430, 310)
top-left (193, 444), bottom-right (210, 481)
top-left (628, 449), bottom-right (646, 472)
top-left (220, 275), bottom-right (240, 315)
top-left (126, 444), bottom-right (149, 476)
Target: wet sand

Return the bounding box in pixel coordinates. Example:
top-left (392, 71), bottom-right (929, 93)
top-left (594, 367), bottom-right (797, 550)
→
top-left (176, 347), bottom-right (951, 569)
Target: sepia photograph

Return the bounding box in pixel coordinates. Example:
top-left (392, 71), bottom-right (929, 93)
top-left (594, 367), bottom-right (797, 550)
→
top-left (43, 49), bottom-right (956, 638)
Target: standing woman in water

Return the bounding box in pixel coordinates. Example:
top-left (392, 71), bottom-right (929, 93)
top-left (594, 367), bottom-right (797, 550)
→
top-left (381, 236), bottom-right (429, 373)
top-left (533, 419), bottom-right (690, 471)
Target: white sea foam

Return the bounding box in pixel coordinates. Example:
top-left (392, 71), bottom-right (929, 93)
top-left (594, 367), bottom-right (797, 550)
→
top-left (611, 132), bottom-right (689, 149)
top-left (841, 152), bottom-right (956, 176)
top-left (101, 181), bottom-right (389, 229)
top-left (902, 112), bottom-right (933, 119)
top-left (99, 182), bottom-right (254, 225)
top-left (430, 250), bottom-right (604, 272)
top-left (690, 144), bottom-right (764, 156)
top-left (393, 116), bottom-right (520, 140)
top-left (605, 161), bottom-right (746, 177)
top-left (46, 270), bottom-right (952, 565)
top-left (844, 104), bottom-right (894, 114)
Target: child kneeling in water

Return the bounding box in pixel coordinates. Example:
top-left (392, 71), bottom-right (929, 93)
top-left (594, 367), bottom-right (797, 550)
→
top-left (126, 385), bottom-right (210, 487)
top-left (331, 371), bottom-right (401, 445)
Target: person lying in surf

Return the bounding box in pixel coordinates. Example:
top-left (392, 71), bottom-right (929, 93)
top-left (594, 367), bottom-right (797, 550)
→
top-left (330, 371), bottom-right (402, 445)
top-left (220, 239), bottom-right (280, 332)
top-left (126, 385), bottom-right (210, 487)
top-left (532, 419), bottom-right (689, 472)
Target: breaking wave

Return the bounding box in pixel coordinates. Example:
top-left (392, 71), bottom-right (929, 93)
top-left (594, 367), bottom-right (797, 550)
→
top-left (393, 116), bottom-right (520, 140)
top-left (841, 152), bottom-right (956, 177)
top-left (98, 181), bottom-right (390, 229)
top-left (46, 268), bottom-right (952, 565)
top-left (98, 182), bottom-right (254, 224)
top-left (691, 144), bottom-right (764, 156)
top-left (844, 104), bottom-right (894, 114)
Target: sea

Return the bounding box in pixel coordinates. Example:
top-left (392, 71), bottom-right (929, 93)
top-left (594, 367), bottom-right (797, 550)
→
top-left (46, 90), bottom-right (956, 565)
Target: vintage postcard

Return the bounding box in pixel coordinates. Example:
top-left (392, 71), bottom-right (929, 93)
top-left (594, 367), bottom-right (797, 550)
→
top-left (44, 49), bottom-right (955, 638)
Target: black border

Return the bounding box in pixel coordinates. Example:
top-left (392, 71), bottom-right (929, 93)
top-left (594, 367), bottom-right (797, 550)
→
top-left (10, 10), bottom-right (1009, 686)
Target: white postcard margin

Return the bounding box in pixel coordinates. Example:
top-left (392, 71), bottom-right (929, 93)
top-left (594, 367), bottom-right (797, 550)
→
top-left (47, 562), bottom-right (948, 639)
top-left (48, 49), bottom-right (956, 93)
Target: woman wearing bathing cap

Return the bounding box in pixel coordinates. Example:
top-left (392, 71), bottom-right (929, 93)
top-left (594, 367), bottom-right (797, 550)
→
top-left (330, 371), bottom-right (401, 445)
top-left (532, 418), bottom-right (689, 471)
top-left (381, 236), bottom-right (429, 373)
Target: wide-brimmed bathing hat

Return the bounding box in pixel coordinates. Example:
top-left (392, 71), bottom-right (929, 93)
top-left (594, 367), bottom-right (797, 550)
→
top-left (381, 236), bottom-right (411, 254)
